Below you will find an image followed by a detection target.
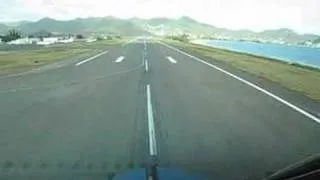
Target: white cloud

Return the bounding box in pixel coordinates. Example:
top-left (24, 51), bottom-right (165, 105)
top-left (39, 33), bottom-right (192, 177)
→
top-left (0, 0), bottom-right (320, 34)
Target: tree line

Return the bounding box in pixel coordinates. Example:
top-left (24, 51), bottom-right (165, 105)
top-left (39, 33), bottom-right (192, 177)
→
top-left (0, 30), bottom-right (21, 43)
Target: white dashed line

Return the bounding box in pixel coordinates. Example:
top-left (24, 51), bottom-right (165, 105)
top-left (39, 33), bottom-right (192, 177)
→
top-left (115, 56), bottom-right (125, 63)
top-left (146, 84), bottom-right (157, 156)
top-left (75, 51), bottom-right (108, 66)
top-left (167, 56), bottom-right (177, 64)
top-left (145, 59), bottom-right (149, 72)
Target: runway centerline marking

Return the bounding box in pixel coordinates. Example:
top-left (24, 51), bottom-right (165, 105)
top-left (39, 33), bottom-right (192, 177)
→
top-left (146, 84), bottom-right (157, 156)
top-left (145, 59), bottom-right (149, 72)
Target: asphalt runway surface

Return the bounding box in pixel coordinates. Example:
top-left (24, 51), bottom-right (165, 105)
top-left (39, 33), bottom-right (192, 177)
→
top-left (0, 39), bottom-right (319, 180)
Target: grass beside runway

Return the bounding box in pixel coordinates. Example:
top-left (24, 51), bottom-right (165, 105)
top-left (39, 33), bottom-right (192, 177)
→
top-left (0, 39), bottom-right (124, 73)
top-left (163, 39), bottom-right (320, 101)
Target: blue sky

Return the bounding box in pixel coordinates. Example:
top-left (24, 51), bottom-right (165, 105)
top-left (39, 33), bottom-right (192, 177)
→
top-left (1, 0), bottom-right (320, 34)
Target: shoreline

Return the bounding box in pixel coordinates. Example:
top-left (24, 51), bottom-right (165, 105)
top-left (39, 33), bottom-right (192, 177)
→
top-left (192, 40), bottom-right (320, 70)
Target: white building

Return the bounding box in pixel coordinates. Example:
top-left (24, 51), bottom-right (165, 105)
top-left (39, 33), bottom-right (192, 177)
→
top-left (37, 37), bottom-right (59, 45)
top-left (314, 43), bottom-right (320, 48)
top-left (7, 38), bottom-right (31, 45)
top-left (7, 38), bottom-right (40, 45)
top-left (6, 36), bottom-right (74, 45)
top-left (58, 37), bottom-right (74, 43)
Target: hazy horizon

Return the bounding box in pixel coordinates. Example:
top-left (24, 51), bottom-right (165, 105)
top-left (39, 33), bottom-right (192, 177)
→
top-left (1, 0), bottom-right (319, 34)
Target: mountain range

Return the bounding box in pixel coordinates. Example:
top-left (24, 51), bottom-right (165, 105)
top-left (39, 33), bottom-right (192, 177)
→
top-left (0, 17), bottom-right (150, 36)
top-left (1, 16), bottom-right (319, 43)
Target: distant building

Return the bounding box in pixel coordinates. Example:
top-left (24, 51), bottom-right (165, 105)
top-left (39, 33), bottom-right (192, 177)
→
top-left (30, 38), bottom-right (41, 44)
top-left (304, 41), bottom-right (313, 46)
top-left (6, 37), bottom-right (40, 45)
top-left (58, 37), bottom-right (74, 43)
top-left (37, 37), bottom-right (59, 45)
top-left (8, 38), bottom-right (32, 45)
top-left (6, 36), bottom-right (75, 45)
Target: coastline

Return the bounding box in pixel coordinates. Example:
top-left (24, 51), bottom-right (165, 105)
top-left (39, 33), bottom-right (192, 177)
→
top-left (192, 39), bottom-right (320, 70)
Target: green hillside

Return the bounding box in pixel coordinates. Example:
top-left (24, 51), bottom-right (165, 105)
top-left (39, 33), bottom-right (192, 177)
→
top-left (16, 17), bottom-right (149, 36)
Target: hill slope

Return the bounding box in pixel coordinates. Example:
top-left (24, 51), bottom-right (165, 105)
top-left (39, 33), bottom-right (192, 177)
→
top-left (133, 16), bottom-right (224, 36)
top-left (0, 24), bottom-right (10, 35)
top-left (16, 17), bottom-right (150, 36)
top-left (133, 16), bottom-right (320, 43)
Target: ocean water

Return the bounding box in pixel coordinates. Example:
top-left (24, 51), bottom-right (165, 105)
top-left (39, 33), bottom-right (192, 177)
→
top-left (196, 40), bottom-right (320, 68)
